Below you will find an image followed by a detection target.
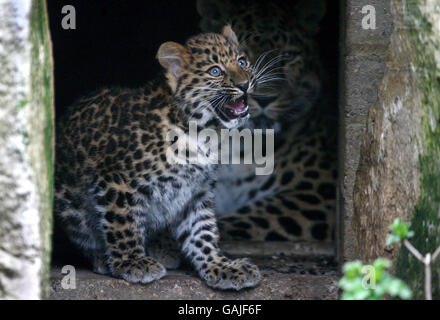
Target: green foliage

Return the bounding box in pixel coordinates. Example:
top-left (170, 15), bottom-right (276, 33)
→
top-left (386, 218), bottom-right (415, 246)
top-left (339, 258), bottom-right (412, 300)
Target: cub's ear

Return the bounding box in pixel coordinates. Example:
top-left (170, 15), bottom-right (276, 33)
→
top-left (157, 42), bottom-right (189, 92)
top-left (222, 25), bottom-right (239, 46)
top-left (157, 42), bottom-right (188, 78)
top-left (157, 42), bottom-right (189, 91)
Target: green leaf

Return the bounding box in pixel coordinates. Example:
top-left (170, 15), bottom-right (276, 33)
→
top-left (399, 287), bottom-right (413, 299)
top-left (387, 279), bottom-right (403, 296)
top-left (339, 258), bottom-right (412, 300)
top-left (373, 258), bottom-right (391, 270)
top-left (387, 218), bottom-right (414, 244)
top-left (373, 284), bottom-right (386, 298)
top-left (386, 234), bottom-right (401, 246)
top-left (352, 289), bottom-right (370, 300)
top-left (373, 258), bottom-right (391, 281)
top-left (342, 260), bottom-right (363, 278)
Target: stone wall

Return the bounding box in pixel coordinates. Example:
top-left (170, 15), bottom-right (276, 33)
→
top-left (346, 0), bottom-right (440, 299)
top-left (338, 0), bottom-right (393, 263)
top-left (0, 0), bottom-right (54, 299)
top-left (352, 0), bottom-right (422, 263)
top-left (393, 0), bottom-right (440, 300)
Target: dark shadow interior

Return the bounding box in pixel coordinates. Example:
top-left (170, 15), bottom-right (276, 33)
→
top-left (48, 0), bottom-right (340, 268)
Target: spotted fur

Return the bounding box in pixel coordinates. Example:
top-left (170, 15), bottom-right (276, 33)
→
top-left (55, 27), bottom-right (262, 290)
top-left (197, 0), bottom-right (337, 242)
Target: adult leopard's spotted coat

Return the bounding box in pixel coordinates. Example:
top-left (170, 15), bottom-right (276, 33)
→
top-left (197, 0), bottom-right (338, 242)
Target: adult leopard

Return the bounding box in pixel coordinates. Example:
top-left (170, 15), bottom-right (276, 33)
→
top-left (197, 0), bottom-right (338, 242)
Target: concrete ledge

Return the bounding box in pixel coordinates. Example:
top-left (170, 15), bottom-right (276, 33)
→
top-left (221, 241), bottom-right (335, 258)
top-left (50, 257), bottom-right (339, 300)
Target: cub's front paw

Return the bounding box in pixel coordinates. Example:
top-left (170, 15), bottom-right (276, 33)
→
top-left (112, 257), bottom-right (166, 284)
top-left (200, 258), bottom-right (261, 290)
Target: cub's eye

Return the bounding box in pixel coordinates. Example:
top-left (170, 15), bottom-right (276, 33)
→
top-left (207, 66), bottom-right (223, 77)
top-left (238, 57), bottom-right (247, 69)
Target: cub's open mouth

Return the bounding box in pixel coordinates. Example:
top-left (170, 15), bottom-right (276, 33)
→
top-left (223, 97), bottom-right (249, 120)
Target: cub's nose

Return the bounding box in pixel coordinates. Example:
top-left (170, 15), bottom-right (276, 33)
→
top-left (237, 81), bottom-right (249, 93)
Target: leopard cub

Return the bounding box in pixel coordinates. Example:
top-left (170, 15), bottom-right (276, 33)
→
top-left (55, 26), bottom-right (261, 290)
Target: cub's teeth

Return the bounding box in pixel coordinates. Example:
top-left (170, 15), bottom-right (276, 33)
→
top-left (234, 105), bottom-right (248, 115)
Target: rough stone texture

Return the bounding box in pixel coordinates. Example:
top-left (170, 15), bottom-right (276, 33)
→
top-left (352, 0), bottom-right (422, 263)
top-left (50, 256), bottom-right (339, 300)
top-left (0, 0), bottom-right (54, 299)
top-left (351, 0), bottom-right (440, 299)
top-left (339, 0), bottom-right (393, 264)
top-left (393, 0), bottom-right (440, 300)
top-left (29, 0), bottom-right (55, 299)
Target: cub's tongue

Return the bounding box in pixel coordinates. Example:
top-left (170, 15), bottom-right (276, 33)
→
top-left (226, 98), bottom-right (248, 116)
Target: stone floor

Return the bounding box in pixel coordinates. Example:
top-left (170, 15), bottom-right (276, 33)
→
top-left (50, 241), bottom-right (340, 300)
